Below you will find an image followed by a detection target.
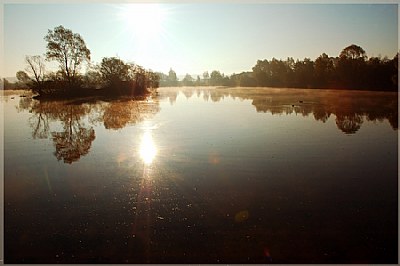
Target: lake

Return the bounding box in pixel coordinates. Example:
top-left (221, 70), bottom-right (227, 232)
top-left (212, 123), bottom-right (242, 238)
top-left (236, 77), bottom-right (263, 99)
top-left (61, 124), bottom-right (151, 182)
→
top-left (3, 87), bottom-right (398, 263)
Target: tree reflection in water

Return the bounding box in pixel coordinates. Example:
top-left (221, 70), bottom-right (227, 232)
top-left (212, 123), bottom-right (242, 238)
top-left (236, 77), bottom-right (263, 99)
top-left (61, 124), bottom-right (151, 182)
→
top-left (20, 97), bottom-right (160, 163)
top-left (159, 87), bottom-right (398, 134)
top-left (19, 88), bottom-right (396, 162)
top-left (103, 99), bottom-right (160, 130)
top-left (335, 114), bottom-right (363, 134)
top-left (103, 101), bottom-right (133, 130)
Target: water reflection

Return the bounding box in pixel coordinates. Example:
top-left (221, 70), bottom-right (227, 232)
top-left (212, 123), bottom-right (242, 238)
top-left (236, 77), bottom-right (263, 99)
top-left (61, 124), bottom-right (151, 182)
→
top-left (102, 99), bottom-right (159, 130)
top-left (159, 87), bottom-right (398, 134)
top-left (16, 87), bottom-right (397, 164)
top-left (335, 113), bottom-right (363, 135)
top-left (139, 130), bottom-right (157, 165)
top-left (51, 104), bottom-right (95, 164)
top-left (5, 88), bottom-right (398, 263)
top-left (19, 97), bottom-right (160, 163)
top-left (52, 126), bottom-right (95, 164)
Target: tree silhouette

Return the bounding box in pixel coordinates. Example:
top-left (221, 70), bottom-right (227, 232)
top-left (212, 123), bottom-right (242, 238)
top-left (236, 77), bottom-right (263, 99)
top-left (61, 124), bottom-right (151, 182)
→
top-left (147, 71), bottom-right (160, 88)
top-left (99, 57), bottom-right (131, 85)
top-left (252, 59), bottom-right (270, 86)
top-left (245, 44), bottom-right (397, 91)
top-left (132, 65), bottom-right (148, 95)
top-left (23, 55), bottom-right (47, 94)
top-left (339, 44), bottom-right (367, 60)
top-left (337, 44), bottom-right (367, 89)
top-left (44, 25), bottom-right (91, 86)
top-left (16, 71), bottom-right (31, 89)
top-left (95, 58), bottom-right (158, 96)
top-left (314, 53), bottom-right (335, 87)
top-left (293, 58), bottom-right (315, 88)
top-left (390, 53), bottom-right (398, 89)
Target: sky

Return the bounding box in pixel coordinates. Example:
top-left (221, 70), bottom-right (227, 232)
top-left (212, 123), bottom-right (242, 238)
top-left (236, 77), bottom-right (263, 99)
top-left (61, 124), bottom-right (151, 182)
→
top-left (1, 3), bottom-right (398, 78)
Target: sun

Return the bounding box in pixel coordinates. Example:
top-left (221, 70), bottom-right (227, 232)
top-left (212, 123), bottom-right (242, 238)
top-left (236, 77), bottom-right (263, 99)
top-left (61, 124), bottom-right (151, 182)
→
top-left (119, 4), bottom-right (167, 40)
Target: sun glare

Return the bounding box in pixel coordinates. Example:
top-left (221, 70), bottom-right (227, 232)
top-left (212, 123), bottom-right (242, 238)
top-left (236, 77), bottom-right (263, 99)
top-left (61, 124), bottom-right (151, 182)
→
top-left (139, 130), bottom-right (157, 165)
top-left (119, 4), bottom-right (166, 40)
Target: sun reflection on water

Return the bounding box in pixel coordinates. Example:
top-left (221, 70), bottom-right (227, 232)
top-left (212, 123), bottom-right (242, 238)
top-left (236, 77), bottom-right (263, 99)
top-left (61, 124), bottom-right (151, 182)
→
top-left (139, 130), bottom-right (157, 165)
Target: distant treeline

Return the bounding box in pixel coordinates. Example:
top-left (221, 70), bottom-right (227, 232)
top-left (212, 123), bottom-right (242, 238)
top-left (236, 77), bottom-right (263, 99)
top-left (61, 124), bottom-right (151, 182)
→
top-left (5, 25), bottom-right (159, 98)
top-left (157, 44), bottom-right (398, 91)
top-left (3, 30), bottom-right (398, 94)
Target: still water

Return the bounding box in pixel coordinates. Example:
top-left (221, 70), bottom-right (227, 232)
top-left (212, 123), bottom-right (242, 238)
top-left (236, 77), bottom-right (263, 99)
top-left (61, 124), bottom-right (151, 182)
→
top-left (3, 87), bottom-right (398, 263)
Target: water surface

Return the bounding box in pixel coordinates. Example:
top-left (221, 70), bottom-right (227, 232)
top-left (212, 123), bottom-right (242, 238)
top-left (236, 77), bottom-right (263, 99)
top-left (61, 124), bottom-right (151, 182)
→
top-left (3, 87), bottom-right (398, 263)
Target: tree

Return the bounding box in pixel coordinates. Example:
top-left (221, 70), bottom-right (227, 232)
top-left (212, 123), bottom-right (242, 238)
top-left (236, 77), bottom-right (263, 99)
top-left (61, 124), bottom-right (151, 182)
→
top-left (390, 53), bottom-right (398, 90)
top-left (82, 70), bottom-right (102, 89)
top-left (239, 72), bottom-right (257, 87)
top-left (131, 64), bottom-right (148, 95)
top-left (314, 53), bottom-right (334, 87)
top-left (365, 57), bottom-right (387, 90)
top-left (195, 75), bottom-right (201, 86)
top-left (339, 44), bottom-right (367, 60)
top-left (147, 71), bottom-right (160, 88)
top-left (24, 55), bottom-right (46, 93)
top-left (269, 58), bottom-right (289, 87)
top-left (16, 71), bottom-right (32, 86)
top-left (168, 68), bottom-right (178, 86)
top-left (202, 71), bottom-right (210, 85)
top-left (338, 44), bottom-right (367, 89)
top-left (44, 25), bottom-right (91, 85)
top-left (182, 74), bottom-right (194, 86)
top-left (25, 55), bottom-right (46, 84)
top-left (3, 78), bottom-right (17, 90)
top-left (156, 72), bottom-right (169, 87)
top-left (293, 58), bottom-right (315, 88)
top-left (210, 70), bottom-right (223, 86)
top-left (99, 57), bottom-right (130, 85)
top-left (252, 59), bottom-right (271, 86)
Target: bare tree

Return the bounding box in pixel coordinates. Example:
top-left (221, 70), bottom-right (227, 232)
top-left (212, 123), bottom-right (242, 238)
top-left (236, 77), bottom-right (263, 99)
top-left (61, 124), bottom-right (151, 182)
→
top-left (25, 55), bottom-right (46, 93)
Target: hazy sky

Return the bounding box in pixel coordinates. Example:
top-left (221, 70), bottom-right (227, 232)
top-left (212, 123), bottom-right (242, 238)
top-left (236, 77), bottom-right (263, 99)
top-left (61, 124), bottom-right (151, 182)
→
top-left (2, 3), bottom-right (398, 78)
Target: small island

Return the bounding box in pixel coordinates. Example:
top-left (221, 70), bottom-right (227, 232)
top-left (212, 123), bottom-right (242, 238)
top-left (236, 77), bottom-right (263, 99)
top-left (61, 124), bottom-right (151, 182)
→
top-left (14, 25), bottom-right (160, 100)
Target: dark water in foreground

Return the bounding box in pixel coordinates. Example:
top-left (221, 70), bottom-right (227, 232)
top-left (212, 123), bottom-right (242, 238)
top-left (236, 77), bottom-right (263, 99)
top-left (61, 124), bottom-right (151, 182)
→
top-left (3, 87), bottom-right (398, 263)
